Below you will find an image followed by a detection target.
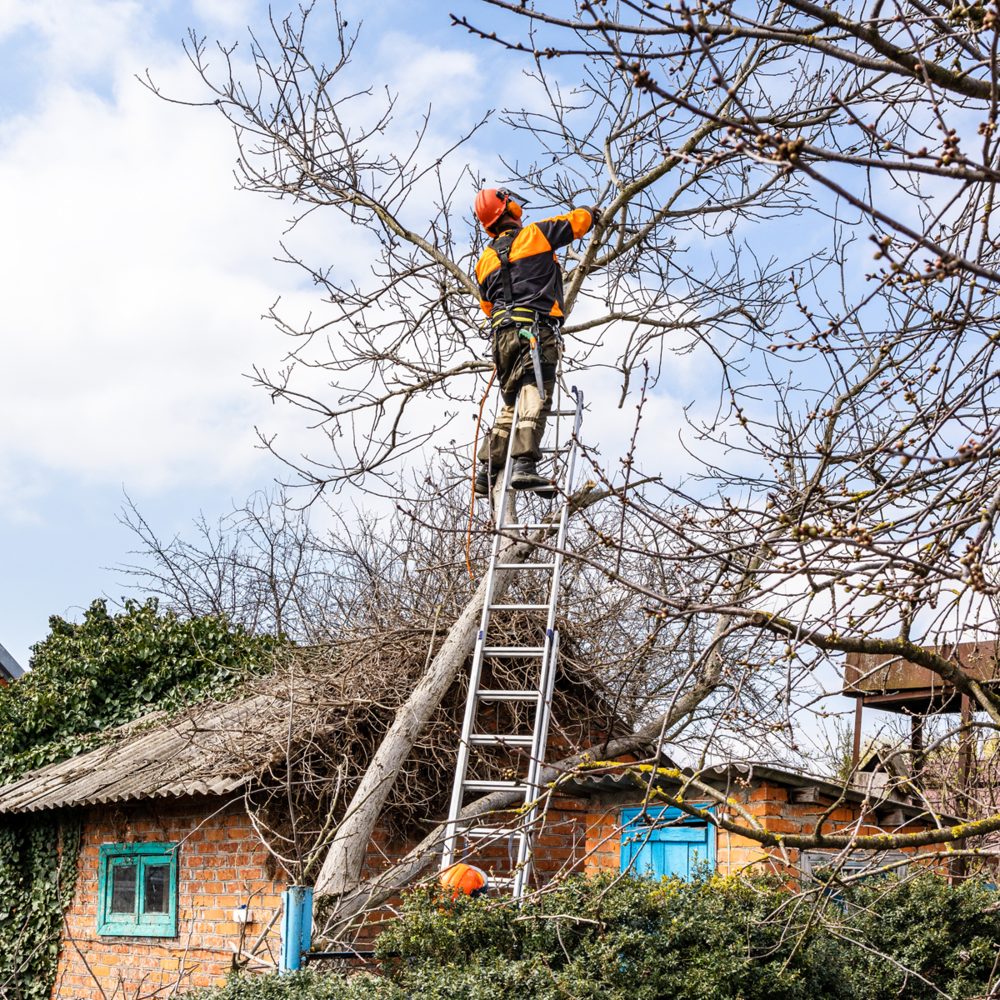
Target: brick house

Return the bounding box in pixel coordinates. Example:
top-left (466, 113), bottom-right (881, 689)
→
top-left (0, 686), bottom-right (952, 998)
top-left (573, 761), bottom-right (951, 882)
top-left (0, 689), bottom-right (594, 997)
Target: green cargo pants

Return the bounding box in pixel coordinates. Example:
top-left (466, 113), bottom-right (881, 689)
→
top-left (478, 320), bottom-right (559, 465)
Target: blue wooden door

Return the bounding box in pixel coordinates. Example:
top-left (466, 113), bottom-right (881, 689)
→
top-left (620, 806), bottom-right (715, 879)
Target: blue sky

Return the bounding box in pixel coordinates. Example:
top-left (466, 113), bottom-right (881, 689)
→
top-left (0, 0), bottom-right (904, 768)
top-left (0, 0), bottom-right (510, 667)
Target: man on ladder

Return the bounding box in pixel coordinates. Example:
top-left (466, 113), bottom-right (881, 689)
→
top-left (473, 189), bottom-right (598, 497)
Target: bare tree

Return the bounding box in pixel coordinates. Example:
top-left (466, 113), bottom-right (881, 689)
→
top-left (445, 0), bottom-right (1000, 856)
top-left (133, 0), bottom-right (1000, 939)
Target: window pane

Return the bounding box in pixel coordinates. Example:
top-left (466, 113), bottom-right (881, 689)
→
top-left (143, 864), bottom-right (170, 914)
top-left (111, 864), bottom-right (137, 913)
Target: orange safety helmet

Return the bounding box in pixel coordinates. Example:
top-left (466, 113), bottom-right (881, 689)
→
top-left (440, 862), bottom-right (490, 899)
top-left (474, 188), bottom-right (523, 234)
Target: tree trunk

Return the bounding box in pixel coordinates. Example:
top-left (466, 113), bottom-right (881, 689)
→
top-left (320, 685), bottom-right (717, 935)
top-left (313, 492), bottom-right (531, 899)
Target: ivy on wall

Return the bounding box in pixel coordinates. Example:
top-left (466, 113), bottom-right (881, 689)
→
top-left (0, 813), bottom-right (81, 999)
top-left (0, 598), bottom-right (279, 998)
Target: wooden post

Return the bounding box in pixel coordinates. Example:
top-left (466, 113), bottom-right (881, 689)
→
top-left (852, 698), bottom-right (863, 771)
top-left (960, 694), bottom-right (973, 795)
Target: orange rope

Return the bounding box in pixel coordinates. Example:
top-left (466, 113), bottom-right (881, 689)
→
top-left (467, 367), bottom-right (498, 579)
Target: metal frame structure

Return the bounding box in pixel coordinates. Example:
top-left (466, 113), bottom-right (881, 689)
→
top-left (441, 382), bottom-right (585, 898)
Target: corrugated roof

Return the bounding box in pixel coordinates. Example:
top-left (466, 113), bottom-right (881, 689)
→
top-left (565, 760), bottom-right (946, 820)
top-left (0, 694), bottom-right (302, 814)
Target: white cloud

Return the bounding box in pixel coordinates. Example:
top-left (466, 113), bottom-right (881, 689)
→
top-left (0, 0), bottom-right (710, 523)
top-left (0, 0), bottom-right (146, 71)
top-left (0, 70), bottom-right (295, 500)
top-left (189, 0), bottom-right (257, 28)
top-left (0, 3), bottom-right (372, 513)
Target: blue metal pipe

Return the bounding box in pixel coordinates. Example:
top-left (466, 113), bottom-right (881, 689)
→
top-left (278, 886), bottom-right (313, 972)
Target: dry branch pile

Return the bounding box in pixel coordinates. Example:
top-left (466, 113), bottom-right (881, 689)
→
top-left (210, 618), bottom-right (623, 866)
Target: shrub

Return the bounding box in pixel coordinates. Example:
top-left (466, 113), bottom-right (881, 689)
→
top-left (0, 597), bottom-right (276, 783)
top-left (193, 871), bottom-right (1000, 1000)
top-left (190, 969), bottom-right (397, 1000)
top-left (373, 872), bottom-right (850, 1000)
top-left (842, 873), bottom-right (1000, 999)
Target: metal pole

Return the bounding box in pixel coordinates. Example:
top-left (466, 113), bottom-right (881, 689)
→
top-left (953, 695), bottom-right (973, 880)
top-left (851, 698), bottom-right (863, 771)
top-left (278, 886), bottom-right (313, 972)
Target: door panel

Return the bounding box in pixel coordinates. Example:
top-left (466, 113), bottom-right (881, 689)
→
top-left (621, 806), bottom-right (715, 879)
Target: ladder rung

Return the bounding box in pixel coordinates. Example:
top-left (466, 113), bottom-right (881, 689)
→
top-left (462, 780), bottom-right (525, 791)
top-left (501, 524), bottom-right (551, 530)
top-left (482, 647), bottom-right (545, 657)
top-left (539, 447), bottom-right (569, 453)
top-left (477, 689), bottom-right (540, 701)
top-left (551, 409), bottom-right (580, 416)
top-left (495, 563), bottom-right (555, 569)
top-left (469, 734), bottom-right (534, 746)
top-left (488, 603), bottom-right (550, 610)
top-left (464, 826), bottom-right (520, 838)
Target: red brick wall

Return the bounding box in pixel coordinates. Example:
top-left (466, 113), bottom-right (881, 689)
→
top-left (53, 797), bottom-right (286, 998)
top-left (716, 781), bottom-right (935, 877)
top-left (53, 793), bottom-right (594, 994)
top-left (584, 809), bottom-right (621, 873)
top-left (582, 781), bottom-right (937, 880)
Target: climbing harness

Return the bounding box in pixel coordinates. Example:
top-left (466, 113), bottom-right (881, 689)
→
top-left (490, 230), bottom-right (548, 403)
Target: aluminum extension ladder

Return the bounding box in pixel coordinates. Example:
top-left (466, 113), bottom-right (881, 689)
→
top-left (441, 383), bottom-right (584, 898)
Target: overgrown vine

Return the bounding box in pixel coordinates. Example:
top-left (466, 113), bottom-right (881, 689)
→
top-left (0, 598), bottom-right (279, 998)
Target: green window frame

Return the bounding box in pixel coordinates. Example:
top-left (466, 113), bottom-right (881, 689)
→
top-left (97, 842), bottom-right (178, 937)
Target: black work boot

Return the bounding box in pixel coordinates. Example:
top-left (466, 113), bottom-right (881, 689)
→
top-left (510, 457), bottom-right (553, 493)
top-left (474, 463), bottom-right (499, 497)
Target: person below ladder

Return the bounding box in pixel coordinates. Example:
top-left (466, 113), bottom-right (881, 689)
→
top-left (473, 188), bottom-right (597, 497)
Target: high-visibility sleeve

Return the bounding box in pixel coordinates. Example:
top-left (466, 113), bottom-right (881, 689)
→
top-left (534, 208), bottom-right (594, 250)
top-left (476, 247), bottom-right (501, 285)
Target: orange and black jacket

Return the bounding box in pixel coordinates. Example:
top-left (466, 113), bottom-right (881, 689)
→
top-left (475, 208), bottom-right (595, 328)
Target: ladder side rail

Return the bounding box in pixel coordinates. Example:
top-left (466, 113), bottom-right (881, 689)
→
top-left (441, 559), bottom-right (500, 868)
top-left (512, 629), bottom-right (561, 898)
top-left (550, 379), bottom-right (563, 486)
top-left (531, 400), bottom-right (582, 772)
top-left (562, 388), bottom-right (584, 510)
top-left (443, 394), bottom-right (522, 869)
top-left (538, 386), bottom-right (584, 635)
top-left (523, 630), bottom-right (557, 795)
top-left (510, 391), bottom-right (582, 897)
top-left (541, 387), bottom-right (583, 635)
top-left (522, 628), bottom-right (560, 801)
top-left (442, 514), bottom-right (511, 866)
top-left (494, 394), bottom-right (521, 531)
